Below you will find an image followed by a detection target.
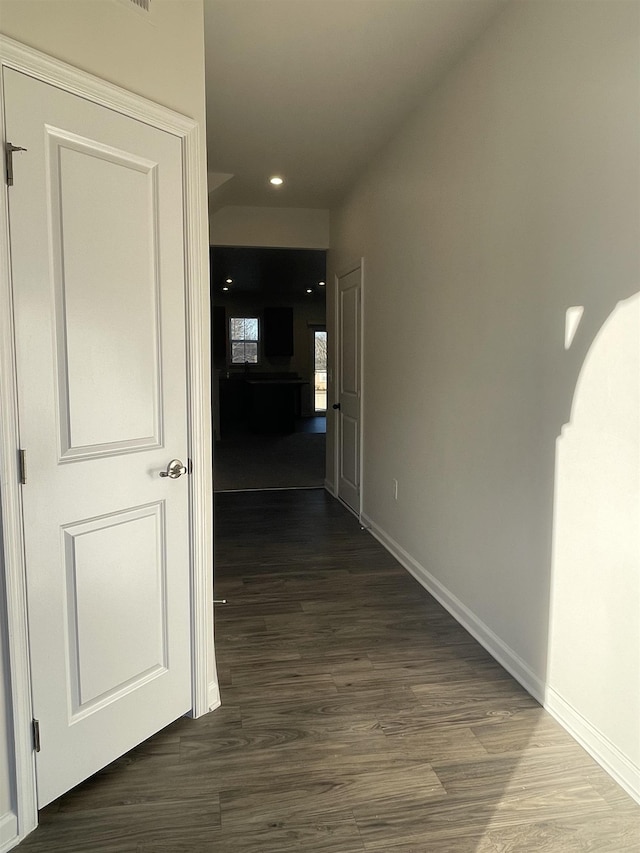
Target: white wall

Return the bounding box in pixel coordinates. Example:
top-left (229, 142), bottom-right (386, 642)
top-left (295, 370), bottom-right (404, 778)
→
top-left (211, 205), bottom-right (330, 249)
top-left (329, 0), bottom-right (639, 798)
top-left (0, 1), bottom-right (211, 846)
top-left (549, 293), bottom-right (639, 787)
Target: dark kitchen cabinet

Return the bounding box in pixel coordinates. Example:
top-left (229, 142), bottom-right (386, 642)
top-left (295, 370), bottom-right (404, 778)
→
top-left (212, 306), bottom-right (227, 360)
top-left (264, 306), bottom-right (293, 357)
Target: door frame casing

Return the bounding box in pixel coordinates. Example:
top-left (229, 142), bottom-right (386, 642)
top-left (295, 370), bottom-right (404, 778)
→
top-left (332, 259), bottom-right (364, 520)
top-left (0, 35), bottom-right (216, 845)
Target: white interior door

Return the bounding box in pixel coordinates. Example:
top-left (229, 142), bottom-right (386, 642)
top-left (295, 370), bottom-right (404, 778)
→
top-left (336, 265), bottom-right (362, 514)
top-left (4, 68), bottom-right (192, 807)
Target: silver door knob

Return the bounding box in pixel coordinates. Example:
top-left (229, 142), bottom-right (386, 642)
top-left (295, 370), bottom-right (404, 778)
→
top-left (159, 459), bottom-right (187, 479)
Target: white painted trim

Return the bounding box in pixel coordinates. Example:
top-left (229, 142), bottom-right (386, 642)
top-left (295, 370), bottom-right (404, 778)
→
top-left (358, 258), bottom-right (365, 524)
top-left (361, 513), bottom-right (545, 699)
top-left (0, 43), bottom-right (38, 845)
top-left (324, 479), bottom-right (337, 497)
top-left (545, 687), bottom-right (640, 804)
top-left (361, 511), bottom-right (640, 805)
top-left (0, 37), bottom-right (195, 136)
top-left (333, 259), bottom-right (364, 520)
top-left (0, 34), bottom-right (216, 844)
top-left (181, 109), bottom-right (216, 720)
top-left (0, 815), bottom-right (17, 853)
top-left (0, 811), bottom-right (18, 853)
top-left (332, 275), bottom-right (338, 495)
top-left (208, 680), bottom-right (222, 713)
top-left (339, 498), bottom-right (361, 522)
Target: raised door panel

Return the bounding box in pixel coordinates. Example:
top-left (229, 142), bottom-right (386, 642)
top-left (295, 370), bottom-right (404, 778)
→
top-left (49, 130), bottom-right (162, 459)
top-left (64, 504), bottom-right (167, 716)
top-left (339, 284), bottom-right (359, 401)
top-left (340, 414), bottom-right (359, 492)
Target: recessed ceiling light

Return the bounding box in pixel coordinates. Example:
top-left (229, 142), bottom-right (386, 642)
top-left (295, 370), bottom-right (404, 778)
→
top-left (226, 278), bottom-right (233, 284)
top-left (318, 281), bottom-right (325, 286)
top-left (222, 286), bottom-right (229, 291)
top-left (269, 176), bottom-right (284, 186)
top-left (306, 288), bottom-right (313, 293)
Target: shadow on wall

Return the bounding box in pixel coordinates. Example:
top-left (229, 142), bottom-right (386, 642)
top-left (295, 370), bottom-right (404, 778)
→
top-left (325, 0), bottom-right (640, 838)
top-left (548, 291), bottom-right (640, 787)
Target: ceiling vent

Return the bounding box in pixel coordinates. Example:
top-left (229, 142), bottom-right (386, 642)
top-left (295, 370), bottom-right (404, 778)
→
top-left (117, 0), bottom-right (152, 16)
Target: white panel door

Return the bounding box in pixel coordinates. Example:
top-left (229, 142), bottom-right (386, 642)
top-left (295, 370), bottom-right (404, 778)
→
top-left (336, 265), bottom-right (362, 514)
top-left (4, 68), bottom-right (192, 807)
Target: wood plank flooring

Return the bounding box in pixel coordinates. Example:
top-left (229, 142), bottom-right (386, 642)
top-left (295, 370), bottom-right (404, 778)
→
top-left (18, 489), bottom-right (639, 851)
top-left (214, 420), bottom-right (325, 492)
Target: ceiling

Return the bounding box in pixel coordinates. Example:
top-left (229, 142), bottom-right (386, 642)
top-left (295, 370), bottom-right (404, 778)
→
top-left (204, 0), bottom-right (506, 210)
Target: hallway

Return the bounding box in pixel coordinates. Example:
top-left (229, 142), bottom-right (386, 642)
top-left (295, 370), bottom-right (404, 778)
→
top-left (17, 490), bottom-right (638, 851)
top-left (214, 417), bottom-right (326, 492)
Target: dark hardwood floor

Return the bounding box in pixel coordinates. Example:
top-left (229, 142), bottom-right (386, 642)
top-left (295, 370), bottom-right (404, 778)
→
top-left (19, 489), bottom-right (639, 851)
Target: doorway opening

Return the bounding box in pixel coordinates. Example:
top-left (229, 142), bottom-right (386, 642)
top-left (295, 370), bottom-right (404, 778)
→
top-left (210, 246), bottom-right (327, 492)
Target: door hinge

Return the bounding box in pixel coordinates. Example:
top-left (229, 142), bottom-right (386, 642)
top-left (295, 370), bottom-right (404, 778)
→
top-left (5, 142), bottom-right (27, 186)
top-left (18, 449), bottom-right (26, 484)
top-left (32, 719), bottom-right (41, 753)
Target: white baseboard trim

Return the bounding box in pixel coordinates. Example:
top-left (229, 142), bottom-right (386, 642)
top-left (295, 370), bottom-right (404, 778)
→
top-left (208, 680), bottom-right (221, 713)
top-left (0, 811), bottom-right (18, 853)
top-left (361, 512), bottom-right (640, 805)
top-left (361, 513), bottom-right (545, 701)
top-left (324, 479), bottom-right (336, 497)
top-left (545, 686), bottom-right (640, 804)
